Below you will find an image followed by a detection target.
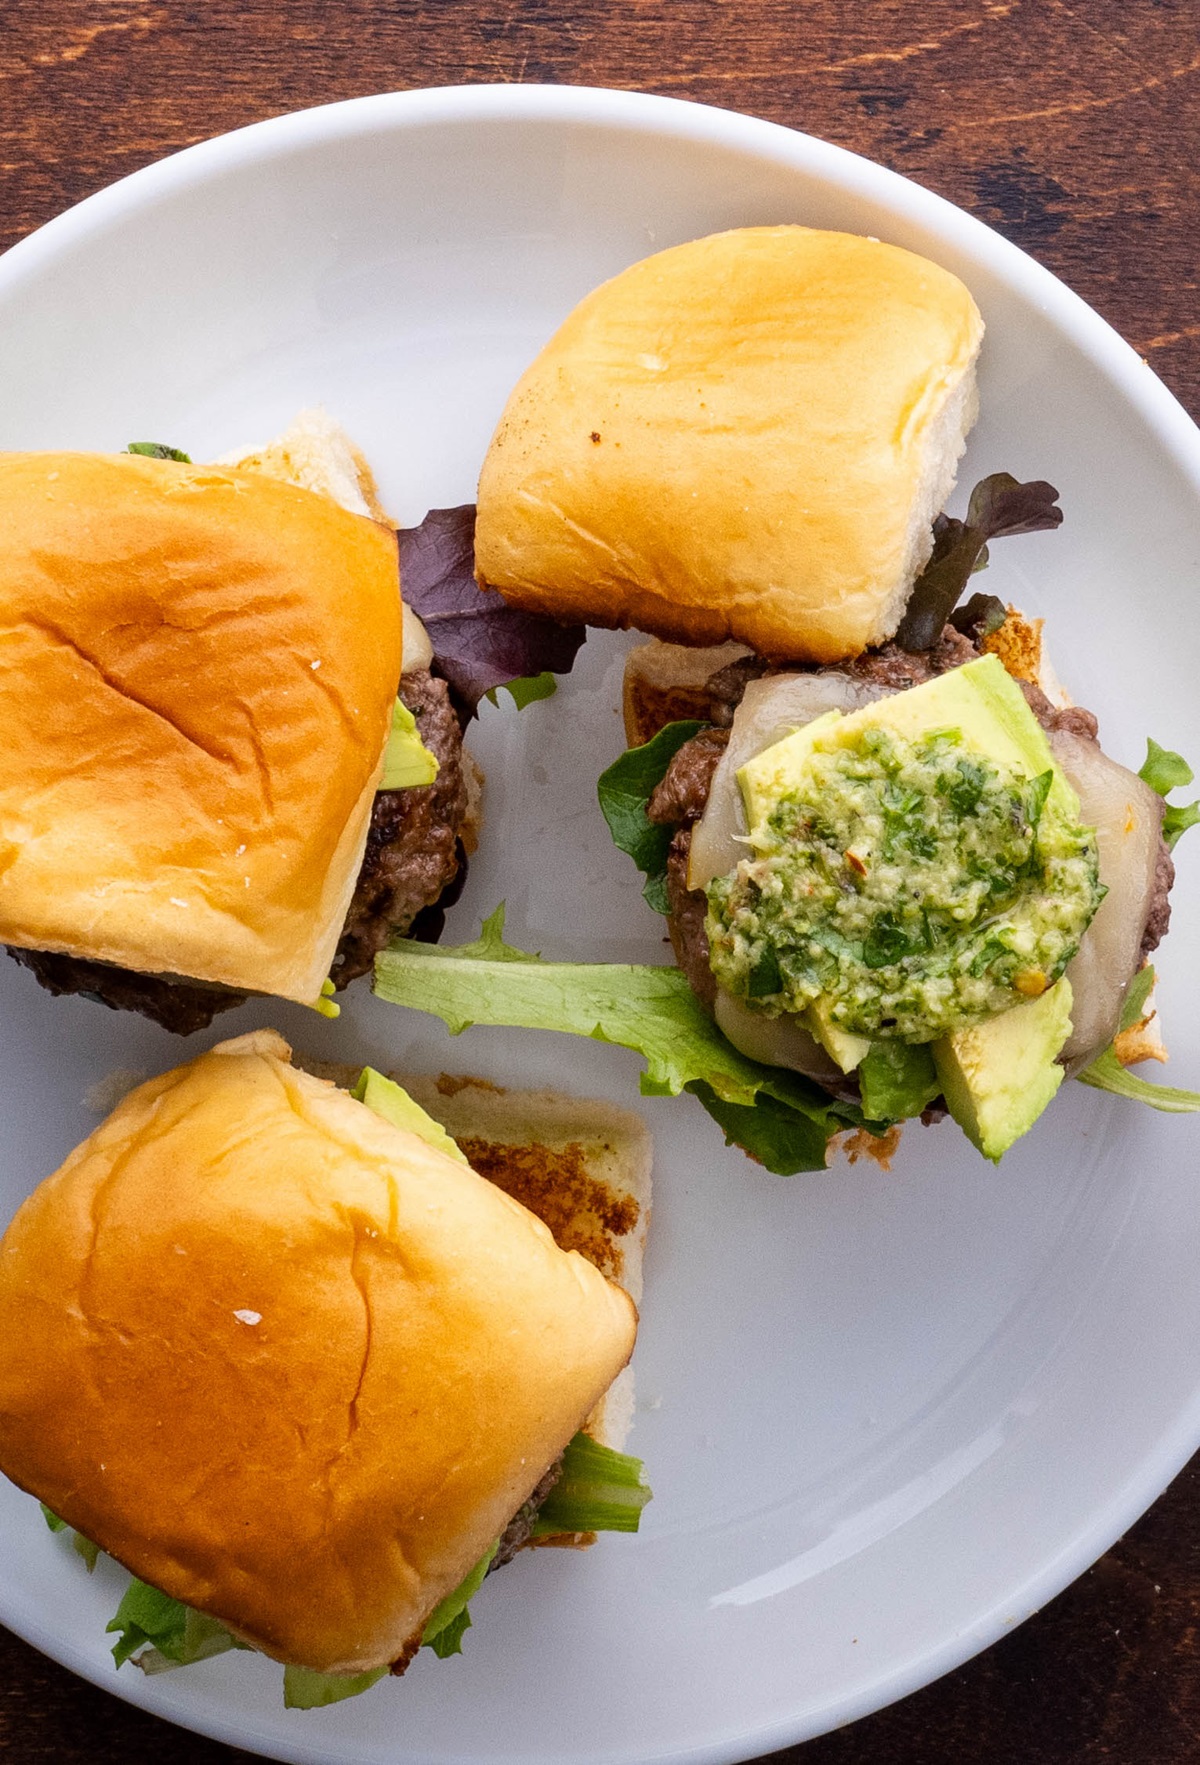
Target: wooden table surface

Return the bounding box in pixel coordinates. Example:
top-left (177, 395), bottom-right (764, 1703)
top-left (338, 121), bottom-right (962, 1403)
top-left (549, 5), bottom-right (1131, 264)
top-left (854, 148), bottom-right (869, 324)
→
top-left (2, 2), bottom-right (1199, 1760)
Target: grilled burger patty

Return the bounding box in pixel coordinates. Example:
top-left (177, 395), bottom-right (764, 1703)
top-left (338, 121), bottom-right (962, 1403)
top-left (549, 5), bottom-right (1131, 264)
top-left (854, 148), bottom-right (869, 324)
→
top-left (331, 668), bottom-right (470, 987)
top-left (8, 668), bottom-right (470, 1033)
top-left (649, 627), bottom-right (1173, 1021)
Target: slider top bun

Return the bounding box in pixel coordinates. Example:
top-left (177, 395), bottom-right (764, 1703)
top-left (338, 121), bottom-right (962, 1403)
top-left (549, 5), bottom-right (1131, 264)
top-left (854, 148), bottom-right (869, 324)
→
top-left (0, 452), bottom-right (401, 1003)
top-left (0, 1031), bottom-right (637, 1676)
top-left (352, 1069), bottom-right (653, 1463)
top-left (475, 225), bottom-right (984, 663)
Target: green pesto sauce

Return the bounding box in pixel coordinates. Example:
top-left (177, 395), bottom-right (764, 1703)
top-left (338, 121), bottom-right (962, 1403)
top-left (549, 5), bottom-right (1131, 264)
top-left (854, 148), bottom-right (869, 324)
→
top-left (706, 724), bottom-right (1103, 1043)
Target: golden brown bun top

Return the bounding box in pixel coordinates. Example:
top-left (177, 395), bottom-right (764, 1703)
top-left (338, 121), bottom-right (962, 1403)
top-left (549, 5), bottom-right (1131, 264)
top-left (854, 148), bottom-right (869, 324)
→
top-left (0, 452), bottom-right (401, 1002)
top-left (0, 1032), bottom-right (638, 1674)
top-left (475, 225), bottom-right (983, 663)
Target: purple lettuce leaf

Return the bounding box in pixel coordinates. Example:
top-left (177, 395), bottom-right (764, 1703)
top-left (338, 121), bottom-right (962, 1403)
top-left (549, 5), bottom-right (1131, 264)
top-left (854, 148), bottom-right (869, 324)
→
top-left (896, 475), bottom-right (1063, 653)
top-left (398, 506), bottom-right (585, 720)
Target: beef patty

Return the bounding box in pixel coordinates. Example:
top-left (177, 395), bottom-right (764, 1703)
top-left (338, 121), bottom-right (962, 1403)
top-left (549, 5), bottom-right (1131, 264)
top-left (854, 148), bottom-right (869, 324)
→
top-left (8, 667), bottom-right (471, 1034)
top-left (649, 626), bottom-right (1173, 1018)
top-left (331, 668), bottom-right (469, 987)
top-left (490, 1456), bottom-right (565, 1571)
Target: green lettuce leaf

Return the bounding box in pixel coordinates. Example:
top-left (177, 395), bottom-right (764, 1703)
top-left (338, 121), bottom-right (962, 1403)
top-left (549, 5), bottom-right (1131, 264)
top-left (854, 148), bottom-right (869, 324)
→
top-left (1117, 964), bottom-right (1157, 1036)
top-left (421, 1541), bottom-right (498, 1659)
top-left (1138, 738), bottom-right (1199, 850)
top-left (283, 1664), bottom-right (389, 1709)
top-left (107, 1579), bottom-right (240, 1671)
top-left (532, 1434), bottom-right (651, 1536)
top-left (1164, 802), bottom-right (1200, 848)
top-left (597, 721), bottom-right (706, 915)
top-left (373, 908), bottom-right (866, 1173)
top-left (72, 1533), bottom-right (100, 1572)
top-left (1139, 740), bottom-right (1194, 797)
top-left (40, 1505), bottom-right (100, 1570)
top-left (1076, 964), bottom-right (1200, 1112)
top-left (857, 1042), bottom-right (942, 1122)
top-left (105, 1577), bottom-right (388, 1704)
top-left (686, 1082), bottom-right (835, 1176)
top-left (424, 1609), bottom-right (472, 1660)
top-left (486, 672), bottom-right (558, 710)
top-left (125, 442), bottom-right (192, 462)
top-left (1076, 1053), bottom-right (1200, 1112)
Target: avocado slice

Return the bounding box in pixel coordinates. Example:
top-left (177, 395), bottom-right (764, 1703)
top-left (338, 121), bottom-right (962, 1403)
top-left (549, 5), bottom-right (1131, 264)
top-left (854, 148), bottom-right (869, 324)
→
top-left (736, 654), bottom-right (1082, 837)
top-left (738, 710), bottom-right (842, 832)
top-left (380, 698), bottom-right (439, 790)
top-left (351, 1067), bottom-right (469, 1164)
top-left (932, 978), bottom-right (1073, 1162)
top-left (805, 996), bottom-right (871, 1074)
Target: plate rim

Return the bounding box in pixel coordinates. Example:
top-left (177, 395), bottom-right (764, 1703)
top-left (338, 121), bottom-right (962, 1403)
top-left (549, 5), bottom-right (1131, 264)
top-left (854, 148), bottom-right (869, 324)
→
top-left (3, 81), bottom-right (1200, 494)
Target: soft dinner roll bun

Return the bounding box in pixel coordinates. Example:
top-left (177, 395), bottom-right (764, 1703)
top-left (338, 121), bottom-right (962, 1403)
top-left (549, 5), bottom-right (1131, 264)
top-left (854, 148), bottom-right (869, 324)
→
top-left (0, 453), bottom-right (401, 1003)
top-left (475, 226), bottom-right (984, 663)
top-left (404, 1075), bottom-right (652, 1470)
top-left (0, 1031), bottom-right (637, 1675)
top-left (337, 1068), bottom-right (653, 1465)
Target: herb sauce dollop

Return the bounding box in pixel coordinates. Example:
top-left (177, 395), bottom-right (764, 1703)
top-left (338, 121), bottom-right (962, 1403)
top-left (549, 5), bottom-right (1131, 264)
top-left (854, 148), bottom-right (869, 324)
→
top-left (706, 725), bottom-right (1103, 1043)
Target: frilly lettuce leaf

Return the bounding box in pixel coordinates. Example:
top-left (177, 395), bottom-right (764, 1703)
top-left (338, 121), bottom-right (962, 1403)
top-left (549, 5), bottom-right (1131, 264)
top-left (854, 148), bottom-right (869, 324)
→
top-left (1076, 1053), bottom-right (1200, 1113)
top-left (106, 1579), bottom-right (242, 1671)
top-left (532, 1434), bottom-right (651, 1536)
top-left (99, 1524), bottom-right (495, 1702)
top-left (398, 507), bottom-right (585, 719)
top-left (283, 1664), bottom-right (389, 1709)
top-left (486, 671), bottom-right (558, 710)
top-left (125, 442), bottom-right (192, 462)
top-left (896, 474), bottom-right (1063, 652)
top-left (1138, 738), bottom-right (1200, 850)
top-left (373, 908), bottom-right (867, 1174)
top-left (40, 1504), bottom-right (99, 1570)
top-left (1076, 965), bottom-right (1200, 1112)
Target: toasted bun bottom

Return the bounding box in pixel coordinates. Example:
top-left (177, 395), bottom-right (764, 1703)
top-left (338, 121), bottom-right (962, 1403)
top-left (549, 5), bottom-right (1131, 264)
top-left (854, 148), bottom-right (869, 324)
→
top-left (0, 1032), bottom-right (637, 1673)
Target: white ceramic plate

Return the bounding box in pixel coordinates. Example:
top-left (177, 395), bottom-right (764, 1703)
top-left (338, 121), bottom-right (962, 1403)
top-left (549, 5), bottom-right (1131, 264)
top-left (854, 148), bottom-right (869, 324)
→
top-left (0, 84), bottom-right (1197, 1765)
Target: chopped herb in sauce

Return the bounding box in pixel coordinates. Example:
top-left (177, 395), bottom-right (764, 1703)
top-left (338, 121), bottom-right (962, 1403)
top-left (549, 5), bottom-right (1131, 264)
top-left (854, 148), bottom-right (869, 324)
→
top-left (706, 725), bottom-right (1103, 1043)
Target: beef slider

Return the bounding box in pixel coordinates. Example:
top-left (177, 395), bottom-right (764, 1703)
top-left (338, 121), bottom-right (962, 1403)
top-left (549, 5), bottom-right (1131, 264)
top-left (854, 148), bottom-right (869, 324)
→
top-left (10, 666), bottom-right (473, 1032)
top-left (0, 1032), bottom-right (640, 1682)
top-left (0, 438), bottom-right (401, 1030)
top-left (648, 625), bottom-right (1173, 1044)
top-left (2, 415), bottom-right (478, 1035)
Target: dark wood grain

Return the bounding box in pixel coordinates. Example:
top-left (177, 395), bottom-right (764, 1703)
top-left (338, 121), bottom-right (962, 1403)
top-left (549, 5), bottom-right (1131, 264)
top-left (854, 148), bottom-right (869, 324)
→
top-left (1, 2), bottom-right (1199, 1760)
